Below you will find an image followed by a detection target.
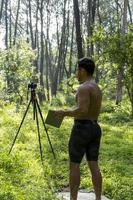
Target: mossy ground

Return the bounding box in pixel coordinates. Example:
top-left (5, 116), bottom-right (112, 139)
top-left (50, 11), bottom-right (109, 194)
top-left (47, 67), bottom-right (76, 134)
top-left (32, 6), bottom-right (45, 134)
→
top-left (0, 100), bottom-right (132, 200)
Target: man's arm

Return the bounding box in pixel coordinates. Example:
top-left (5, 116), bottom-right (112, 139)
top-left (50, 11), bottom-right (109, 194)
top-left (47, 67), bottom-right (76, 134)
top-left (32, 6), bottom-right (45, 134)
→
top-left (54, 86), bottom-right (90, 118)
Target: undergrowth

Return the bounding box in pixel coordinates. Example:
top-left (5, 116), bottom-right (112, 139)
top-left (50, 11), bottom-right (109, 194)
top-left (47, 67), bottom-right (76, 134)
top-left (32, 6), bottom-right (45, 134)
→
top-left (0, 98), bottom-right (132, 200)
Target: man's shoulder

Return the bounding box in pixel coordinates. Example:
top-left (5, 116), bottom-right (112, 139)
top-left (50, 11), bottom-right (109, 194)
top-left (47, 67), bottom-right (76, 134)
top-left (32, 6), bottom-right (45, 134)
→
top-left (77, 84), bottom-right (90, 94)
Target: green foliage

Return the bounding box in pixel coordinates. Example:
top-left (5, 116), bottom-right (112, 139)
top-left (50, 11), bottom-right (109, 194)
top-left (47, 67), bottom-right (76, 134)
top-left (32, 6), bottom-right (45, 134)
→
top-left (59, 75), bottom-right (78, 94)
top-left (0, 97), bottom-right (132, 199)
top-left (0, 152), bottom-right (58, 200)
top-left (51, 75), bottom-right (78, 107)
top-left (87, 24), bottom-right (133, 117)
top-left (0, 40), bottom-right (35, 103)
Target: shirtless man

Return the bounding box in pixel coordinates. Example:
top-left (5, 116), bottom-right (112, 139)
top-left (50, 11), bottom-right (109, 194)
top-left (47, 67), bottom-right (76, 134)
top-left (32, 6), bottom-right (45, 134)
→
top-left (53, 58), bottom-right (102, 200)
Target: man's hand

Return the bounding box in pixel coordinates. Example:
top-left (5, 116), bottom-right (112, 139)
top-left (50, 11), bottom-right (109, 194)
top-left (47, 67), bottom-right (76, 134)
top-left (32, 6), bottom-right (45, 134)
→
top-left (52, 110), bottom-right (65, 118)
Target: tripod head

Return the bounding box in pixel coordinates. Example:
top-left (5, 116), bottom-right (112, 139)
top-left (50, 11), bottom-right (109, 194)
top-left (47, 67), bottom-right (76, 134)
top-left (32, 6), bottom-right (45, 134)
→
top-left (28, 82), bottom-right (37, 101)
top-left (28, 82), bottom-right (37, 90)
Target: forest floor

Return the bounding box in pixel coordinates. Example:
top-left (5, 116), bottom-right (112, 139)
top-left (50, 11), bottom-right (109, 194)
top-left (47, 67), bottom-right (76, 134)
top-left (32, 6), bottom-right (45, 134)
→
top-left (57, 190), bottom-right (109, 199)
top-left (0, 100), bottom-right (133, 200)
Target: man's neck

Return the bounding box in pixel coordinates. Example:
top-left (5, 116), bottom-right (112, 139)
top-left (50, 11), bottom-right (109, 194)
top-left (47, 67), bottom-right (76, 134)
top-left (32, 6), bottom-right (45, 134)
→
top-left (81, 76), bottom-right (93, 84)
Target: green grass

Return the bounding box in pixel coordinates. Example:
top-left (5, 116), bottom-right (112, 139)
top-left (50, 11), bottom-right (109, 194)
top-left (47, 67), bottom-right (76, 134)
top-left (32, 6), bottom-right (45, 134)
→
top-left (0, 101), bottom-right (133, 200)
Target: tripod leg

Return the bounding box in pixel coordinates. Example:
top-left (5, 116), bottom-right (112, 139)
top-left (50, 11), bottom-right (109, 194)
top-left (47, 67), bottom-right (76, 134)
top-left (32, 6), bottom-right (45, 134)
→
top-left (34, 101), bottom-right (44, 165)
top-left (35, 99), bottom-right (56, 159)
top-left (32, 100), bottom-right (36, 120)
top-left (9, 100), bottom-right (32, 154)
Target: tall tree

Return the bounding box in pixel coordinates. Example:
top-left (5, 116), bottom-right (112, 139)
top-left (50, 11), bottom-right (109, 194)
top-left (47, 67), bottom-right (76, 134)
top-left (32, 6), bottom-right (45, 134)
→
top-left (116, 0), bottom-right (128, 104)
top-left (5, 0), bottom-right (9, 49)
top-left (73, 0), bottom-right (83, 58)
top-left (39, 0), bottom-right (46, 102)
top-left (45, 0), bottom-right (51, 101)
top-left (87, 0), bottom-right (97, 56)
top-left (9, 0), bottom-right (12, 48)
top-left (28, 0), bottom-right (34, 49)
top-left (127, 0), bottom-right (132, 23)
top-left (51, 0), bottom-right (68, 96)
top-left (13, 0), bottom-right (21, 45)
top-left (0, 0), bottom-right (4, 24)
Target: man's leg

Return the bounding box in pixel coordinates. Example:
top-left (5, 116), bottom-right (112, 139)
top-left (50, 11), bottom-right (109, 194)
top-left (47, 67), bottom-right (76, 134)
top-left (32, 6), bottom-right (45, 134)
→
top-left (88, 161), bottom-right (102, 200)
top-left (69, 162), bottom-right (80, 200)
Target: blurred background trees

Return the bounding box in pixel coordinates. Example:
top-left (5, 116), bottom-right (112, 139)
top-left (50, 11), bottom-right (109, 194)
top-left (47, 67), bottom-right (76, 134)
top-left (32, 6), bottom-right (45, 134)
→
top-left (0, 0), bottom-right (133, 117)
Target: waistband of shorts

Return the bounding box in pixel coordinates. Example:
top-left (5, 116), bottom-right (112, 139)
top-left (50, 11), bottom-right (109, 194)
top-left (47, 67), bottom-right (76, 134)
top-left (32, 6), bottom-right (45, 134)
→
top-left (74, 119), bottom-right (97, 124)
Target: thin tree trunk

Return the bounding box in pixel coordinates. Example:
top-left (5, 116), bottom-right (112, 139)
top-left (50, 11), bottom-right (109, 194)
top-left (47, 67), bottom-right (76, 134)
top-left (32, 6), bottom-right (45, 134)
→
top-left (56, 13), bottom-right (60, 48)
top-left (87, 0), bottom-right (96, 56)
top-left (28, 0), bottom-right (34, 48)
top-left (45, 39), bottom-right (50, 101)
top-left (9, 0), bottom-right (12, 48)
top-left (51, 0), bottom-right (67, 96)
top-left (5, 0), bottom-right (9, 49)
top-left (73, 0), bottom-right (83, 59)
top-left (97, 0), bottom-right (102, 24)
top-left (39, 0), bottom-right (46, 102)
top-left (13, 0), bottom-right (21, 45)
top-left (123, 63), bottom-right (133, 118)
top-left (127, 0), bottom-right (132, 23)
top-left (26, 5), bottom-right (29, 43)
top-left (35, 0), bottom-right (39, 50)
top-left (5, 0), bottom-right (10, 89)
top-left (0, 0), bottom-right (4, 24)
top-left (58, 0), bottom-right (67, 84)
top-left (32, 0), bottom-right (39, 76)
top-left (116, 67), bottom-right (123, 104)
top-left (45, 1), bottom-right (51, 101)
top-left (60, 1), bottom-right (70, 82)
top-left (68, 16), bottom-right (74, 77)
top-left (116, 0), bottom-right (128, 104)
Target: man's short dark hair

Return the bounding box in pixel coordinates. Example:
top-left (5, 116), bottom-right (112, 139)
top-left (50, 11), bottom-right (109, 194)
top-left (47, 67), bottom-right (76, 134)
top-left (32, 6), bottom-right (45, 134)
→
top-left (78, 57), bottom-right (95, 75)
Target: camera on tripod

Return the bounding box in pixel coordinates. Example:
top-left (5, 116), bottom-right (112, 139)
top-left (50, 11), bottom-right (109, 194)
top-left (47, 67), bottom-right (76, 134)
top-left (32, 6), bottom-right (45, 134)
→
top-left (9, 81), bottom-right (55, 165)
top-left (28, 82), bottom-right (37, 90)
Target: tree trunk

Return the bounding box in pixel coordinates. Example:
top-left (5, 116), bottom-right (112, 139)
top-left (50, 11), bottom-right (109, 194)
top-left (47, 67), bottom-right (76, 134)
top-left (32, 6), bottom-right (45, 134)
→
top-left (0, 0), bottom-right (4, 24)
top-left (26, 5), bottom-right (29, 43)
top-left (51, 0), bottom-right (67, 96)
top-left (45, 39), bottom-right (50, 101)
top-left (116, 67), bottom-right (123, 104)
top-left (9, 0), bottom-right (12, 48)
top-left (32, 0), bottom-right (39, 77)
top-left (45, 1), bottom-right (51, 101)
top-left (97, 0), bottom-right (102, 24)
top-left (127, 0), bottom-right (132, 23)
top-left (95, 43), bottom-right (100, 83)
top-left (59, 0), bottom-right (67, 84)
top-left (39, 0), bottom-right (46, 102)
top-left (116, 0), bottom-right (128, 104)
top-left (124, 63), bottom-right (133, 118)
top-left (60, 1), bottom-right (70, 82)
top-left (34, 0), bottom-right (39, 50)
top-left (73, 0), bottom-right (83, 59)
top-left (68, 16), bottom-right (74, 78)
top-left (28, 0), bottom-right (34, 49)
top-left (13, 0), bottom-right (21, 45)
top-left (5, 0), bottom-right (9, 49)
top-left (87, 0), bottom-right (96, 56)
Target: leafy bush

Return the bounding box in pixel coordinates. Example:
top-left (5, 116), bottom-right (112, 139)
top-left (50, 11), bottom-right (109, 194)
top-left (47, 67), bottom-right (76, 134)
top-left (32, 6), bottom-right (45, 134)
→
top-left (0, 40), bottom-right (35, 103)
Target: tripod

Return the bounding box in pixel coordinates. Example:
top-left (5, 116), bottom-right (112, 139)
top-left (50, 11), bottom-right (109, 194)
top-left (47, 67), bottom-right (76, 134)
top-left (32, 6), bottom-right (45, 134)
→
top-left (9, 83), bottom-right (55, 165)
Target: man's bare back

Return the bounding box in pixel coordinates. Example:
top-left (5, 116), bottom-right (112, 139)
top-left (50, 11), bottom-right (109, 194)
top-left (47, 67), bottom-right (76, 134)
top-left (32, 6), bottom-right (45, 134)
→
top-left (75, 79), bottom-right (102, 121)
